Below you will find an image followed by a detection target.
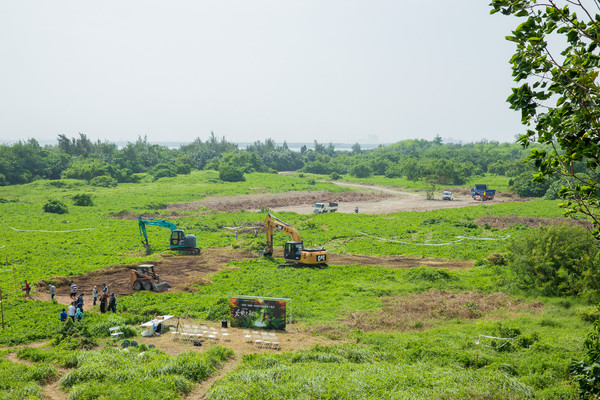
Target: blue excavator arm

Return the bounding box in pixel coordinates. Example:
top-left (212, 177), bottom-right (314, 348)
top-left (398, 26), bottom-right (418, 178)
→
top-left (138, 217), bottom-right (178, 249)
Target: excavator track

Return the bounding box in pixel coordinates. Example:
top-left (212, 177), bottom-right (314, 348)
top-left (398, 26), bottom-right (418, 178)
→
top-left (278, 263), bottom-right (328, 269)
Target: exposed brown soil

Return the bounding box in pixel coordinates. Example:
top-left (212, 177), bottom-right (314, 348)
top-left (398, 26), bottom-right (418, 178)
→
top-left (111, 182), bottom-right (526, 217)
top-left (166, 190), bottom-right (392, 214)
top-left (34, 248), bottom-right (258, 308)
top-left (342, 289), bottom-right (543, 332)
top-left (34, 248), bottom-right (473, 309)
top-left (476, 215), bottom-right (592, 229)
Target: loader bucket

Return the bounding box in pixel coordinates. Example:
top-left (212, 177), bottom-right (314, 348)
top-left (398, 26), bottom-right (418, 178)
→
top-left (152, 282), bottom-right (171, 292)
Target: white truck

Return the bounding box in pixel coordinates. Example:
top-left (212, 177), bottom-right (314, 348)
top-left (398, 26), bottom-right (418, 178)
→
top-left (313, 202), bottom-right (338, 213)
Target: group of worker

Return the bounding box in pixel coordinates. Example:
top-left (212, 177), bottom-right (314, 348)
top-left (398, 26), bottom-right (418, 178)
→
top-left (53, 281), bottom-right (117, 321)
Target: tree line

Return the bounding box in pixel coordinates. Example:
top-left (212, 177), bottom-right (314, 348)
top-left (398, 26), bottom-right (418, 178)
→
top-left (0, 132), bottom-right (546, 190)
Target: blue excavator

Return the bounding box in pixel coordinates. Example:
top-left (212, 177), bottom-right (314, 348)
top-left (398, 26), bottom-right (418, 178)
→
top-left (138, 216), bottom-right (201, 255)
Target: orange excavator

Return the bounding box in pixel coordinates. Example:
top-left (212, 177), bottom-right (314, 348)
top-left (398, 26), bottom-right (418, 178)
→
top-left (262, 213), bottom-right (329, 268)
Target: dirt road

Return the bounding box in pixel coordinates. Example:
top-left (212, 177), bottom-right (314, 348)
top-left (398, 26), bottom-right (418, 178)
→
top-left (268, 181), bottom-right (514, 214)
top-left (165, 181), bottom-right (518, 216)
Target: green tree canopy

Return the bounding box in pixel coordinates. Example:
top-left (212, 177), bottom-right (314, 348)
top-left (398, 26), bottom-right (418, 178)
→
top-left (492, 0), bottom-right (600, 238)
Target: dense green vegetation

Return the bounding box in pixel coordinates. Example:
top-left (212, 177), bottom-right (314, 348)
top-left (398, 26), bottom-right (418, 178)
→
top-left (209, 304), bottom-right (586, 399)
top-left (0, 135), bottom-right (545, 194)
top-left (0, 171), bottom-right (566, 293)
top-left (8, 345), bottom-right (233, 400)
top-left (0, 169), bottom-right (595, 399)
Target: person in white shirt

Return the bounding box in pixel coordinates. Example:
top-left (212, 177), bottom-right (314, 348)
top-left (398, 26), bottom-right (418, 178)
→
top-left (48, 283), bottom-right (56, 300)
top-left (67, 302), bottom-right (76, 321)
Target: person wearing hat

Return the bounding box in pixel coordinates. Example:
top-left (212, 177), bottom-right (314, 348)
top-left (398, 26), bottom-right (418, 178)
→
top-left (92, 285), bottom-right (98, 306)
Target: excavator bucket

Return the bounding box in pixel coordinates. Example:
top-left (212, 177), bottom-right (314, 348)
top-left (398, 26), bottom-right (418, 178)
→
top-left (152, 281), bottom-right (171, 292)
top-left (143, 242), bottom-right (151, 255)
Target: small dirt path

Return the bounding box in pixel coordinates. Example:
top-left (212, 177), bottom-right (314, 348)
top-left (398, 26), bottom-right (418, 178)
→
top-left (187, 357), bottom-right (241, 400)
top-left (3, 344), bottom-right (68, 400)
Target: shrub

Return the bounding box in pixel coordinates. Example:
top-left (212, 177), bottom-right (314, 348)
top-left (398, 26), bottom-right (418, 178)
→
top-left (571, 320), bottom-right (600, 398)
top-left (150, 163), bottom-right (177, 180)
top-left (350, 163), bottom-right (372, 178)
top-left (330, 172), bottom-right (341, 180)
top-left (218, 164), bottom-right (245, 182)
top-left (43, 199), bottom-right (68, 214)
top-left (176, 163), bottom-right (192, 175)
top-left (72, 193), bottom-right (93, 206)
top-left (90, 175), bottom-right (117, 187)
top-left (508, 224), bottom-right (600, 298)
top-left (152, 169), bottom-right (177, 180)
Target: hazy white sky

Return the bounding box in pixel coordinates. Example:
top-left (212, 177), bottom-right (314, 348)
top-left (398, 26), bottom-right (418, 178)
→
top-left (0, 1), bottom-right (524, 145)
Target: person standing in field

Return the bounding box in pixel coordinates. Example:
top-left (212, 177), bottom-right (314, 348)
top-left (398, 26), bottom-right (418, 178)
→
top-left (60, 308), bottom-right (67, 322)
top-left (103, 283), bottom-right (108, 294)
top-left (22, 280), bottom-right (31, 298)
top-left (92, 285), bottom-right (98, 305)
top-left (76, 293), bottom-right (84, 311)
top-left (75, 306), bottom-right (83, 321)
top-left (48, 283), bottom-right (56, 301)
top-left (70, 281), bottom-right (77, 299)
top-left (108, 293), bottom-right (117, 313)
top-left (67, 302), bottom-right (76, 321)
top-left (99, 291), bottom-right (108, 313)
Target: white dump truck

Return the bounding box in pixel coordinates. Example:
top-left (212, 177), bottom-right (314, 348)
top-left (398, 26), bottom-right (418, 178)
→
top-left (313, 202), bottom-right (338, 213)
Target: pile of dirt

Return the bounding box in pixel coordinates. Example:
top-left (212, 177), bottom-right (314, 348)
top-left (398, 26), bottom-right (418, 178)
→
top-left (341, 289), bottom-right (542, 332)
top-left (167, 190), bottom-right (392, 213)
top-left (476, 215), bottom-right (592, 229)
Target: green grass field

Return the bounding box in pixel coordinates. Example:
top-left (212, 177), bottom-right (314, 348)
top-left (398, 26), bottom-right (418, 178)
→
top-left (0, 172), bottom-right (592, 399)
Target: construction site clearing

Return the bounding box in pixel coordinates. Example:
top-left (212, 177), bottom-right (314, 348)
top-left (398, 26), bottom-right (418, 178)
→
top-left (34, 247), bottom-right (473, 306)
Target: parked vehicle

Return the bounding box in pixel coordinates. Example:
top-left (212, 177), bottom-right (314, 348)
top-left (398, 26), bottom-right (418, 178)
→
top-left (313, 202), bottom-right (338, 213)
top-left (442, 191), bottom-right (453, 201)
top-left (471, 184), bottom-right (495, 201)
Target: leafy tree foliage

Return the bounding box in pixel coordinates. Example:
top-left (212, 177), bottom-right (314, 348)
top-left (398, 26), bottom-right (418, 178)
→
top-left (0, 134), bottom-right (536, 189)
top-left (62, 159), bottom-right (113, 181)
top-left (350, 163), bottom-right (372, 178)
top-left (508, 225), bottom-right (600, 299)
top-left (570, 319), bottom-right (600, 399)
top-left (511, 171), bottom-right (550, 197)
top-left (492, 0), bottom-right (600, 238)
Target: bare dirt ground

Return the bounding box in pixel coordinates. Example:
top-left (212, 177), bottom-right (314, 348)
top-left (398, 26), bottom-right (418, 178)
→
top-left (33, 248), bottom-right (472, 309)
top-left (166, 190), bottom-right (392, 214)
top-left (33, 248), bottom-right (258, 309)
top-left (163, 181), bottom-right (521, 215)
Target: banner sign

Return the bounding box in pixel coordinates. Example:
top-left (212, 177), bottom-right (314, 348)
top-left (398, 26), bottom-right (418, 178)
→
top-left (230, 297), bottom-right (287, 330)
